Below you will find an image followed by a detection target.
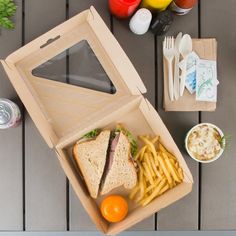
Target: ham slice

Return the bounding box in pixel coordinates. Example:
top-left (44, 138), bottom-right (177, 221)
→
top-left (107, 133), bottom-right (120, 170)
top-left (99, 133), bottom-right (120, 190)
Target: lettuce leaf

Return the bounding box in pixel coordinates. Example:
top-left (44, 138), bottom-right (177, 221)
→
top-left (115, 125), bottom-right (138, 157)
top-left (82, 125), bottom-right (138, 157)
top-left (83, 129), bottom-right (100, 139)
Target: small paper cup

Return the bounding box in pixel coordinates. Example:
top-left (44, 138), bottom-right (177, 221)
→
top-left (185, 123), bottom-right (225, 163)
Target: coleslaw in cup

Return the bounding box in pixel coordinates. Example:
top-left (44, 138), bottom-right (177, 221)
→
top-left (185, 123), bottom-right (225, 163)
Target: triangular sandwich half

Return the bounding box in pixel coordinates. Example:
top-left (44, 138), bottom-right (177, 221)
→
top-left (73, 130), bottom-right (110, 198)
top-left (100, 131), bottom-right (137, 195)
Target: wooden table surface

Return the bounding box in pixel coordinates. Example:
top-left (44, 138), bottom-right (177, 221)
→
top-left (0, 0), bottom-right (236, 233)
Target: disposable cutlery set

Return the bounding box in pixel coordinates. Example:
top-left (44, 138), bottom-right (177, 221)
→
top-left (163, 33), bottom-right (193, 101)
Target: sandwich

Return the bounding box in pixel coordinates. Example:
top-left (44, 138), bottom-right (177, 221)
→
top-left (73, 124), bottom-right (138, 198)
top-left (73, 129), bottom-right (110, 198)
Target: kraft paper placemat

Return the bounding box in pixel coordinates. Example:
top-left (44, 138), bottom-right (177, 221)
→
top-left (163, 38), bottom-right (217, 111)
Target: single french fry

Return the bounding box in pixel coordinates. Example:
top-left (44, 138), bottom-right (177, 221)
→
top-left (144, 153), bottom-right (155, 178)
top-left (146, 148), bottom-right (154, 158)
top-left (142, 179), bottom-right (167, 206)
top-left (138, 163), bottom-right (152, 185)
top-left (143, 172), bottom-right (147, 183)
top-left (137, 161), bottom-right (146, 183)
top-left (175, 163), bottom-right (179, 170)
top-left (152, 136), bottom-right (160, 151)
top-left (147, 149), bottom-right (157, 166)
top-left (138, 198), bottom-right (146, 206)
top-left (146, 148), bottom-right (152, 156)
top-left (169, 181), bottom-right (174, 188)
top-left (168, 155), bottom-right (181, 179)
top-left (178, 167), bottom-right (184, 180)
top-left (141, 146), bottom-right (148, 162)
top-left (159, 183), bottom-right (169, 195)
top-left (149, 154), bottom-right (162, 178)
top-left (139, 135), bottom-right (150, 141)
top-left (129, 184), bottom-right (139, 200)
top-left (163, 153), bottom-right (181, 183)
top-left (143, 175), bottom-right (147, 195)
top-left (170, 158), bottom-right (179, 169)
top-left (159, 167), bottom-right (164, 175)
top-left (135, 166), bottom-right (144, 203)
top-left (139, 180), bottom-right (145, 201)
top-left (157, 154), bottom-right (172, 185)
top-left (142, 162), bottom-right (154, 185)
top-left (144, 187), bottom-right (151, 195)
top-left (159, 142), bottom-right (177, 160)
top-left (135, 145), bottom-right (147, 161)
top-left (168, 160), bottom-right (182, 183)
top-left (145, 178), bottom-right (162, 194)
top-left (151, 136), bottom-right (159, 144)
top-left (143, 171), bottom-right (149, 181)
top-left (154, 155), bottom-right (159, 167)
top-left (170, 158), bottom-right (176, 166)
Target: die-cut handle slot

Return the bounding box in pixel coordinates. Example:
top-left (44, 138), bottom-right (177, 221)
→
top-left (40, 35), bottom-right (61, 49)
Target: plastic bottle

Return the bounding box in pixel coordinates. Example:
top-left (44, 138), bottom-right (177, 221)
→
top-left (150, 10), bottom-right (173, 35)
top-left (170, 0), bottom-right (198, 15)
top-left (109, 0), bottom-right (142, 18)
top-left (141, 0), bottom-right (173, 12)
top-left (129, 8), bottom-right (152, 35)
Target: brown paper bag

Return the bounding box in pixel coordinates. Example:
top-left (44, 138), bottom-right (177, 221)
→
top-left (163, 38), bottom-right (217, 111)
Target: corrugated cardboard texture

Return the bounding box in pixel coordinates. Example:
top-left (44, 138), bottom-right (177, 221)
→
top-left (163, 38), bottom-right (217, 111)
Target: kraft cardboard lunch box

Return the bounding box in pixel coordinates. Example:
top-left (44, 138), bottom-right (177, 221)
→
top-left (0, 6), bottom-right (193, 235)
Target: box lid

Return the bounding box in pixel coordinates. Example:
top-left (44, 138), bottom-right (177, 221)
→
top-left (2, 6), bottom-right (146, 148)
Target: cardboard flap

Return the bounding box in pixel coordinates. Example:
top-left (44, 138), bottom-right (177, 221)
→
top-left (5, 6), bottom-right (146, 95)
top-left (1, 60), bottom-right (57, 148)
top-left (3, 6), bottom-right (146, 147)
top-left (87, 7), bottom-right (146, 95)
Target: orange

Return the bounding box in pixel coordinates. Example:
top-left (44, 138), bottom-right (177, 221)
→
top-left (100, 195), bottom-right (128, 223)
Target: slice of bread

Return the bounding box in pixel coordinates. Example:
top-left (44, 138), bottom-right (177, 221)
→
top-left (73, 130), bottom-right (110, 198)
top-left (100, 132), bottom-right (137, 195)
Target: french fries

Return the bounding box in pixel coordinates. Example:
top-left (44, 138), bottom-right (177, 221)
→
top-left (142, 162), bottom-right (154, 185)
top-left (129, 135), bottom-right (184, 207)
